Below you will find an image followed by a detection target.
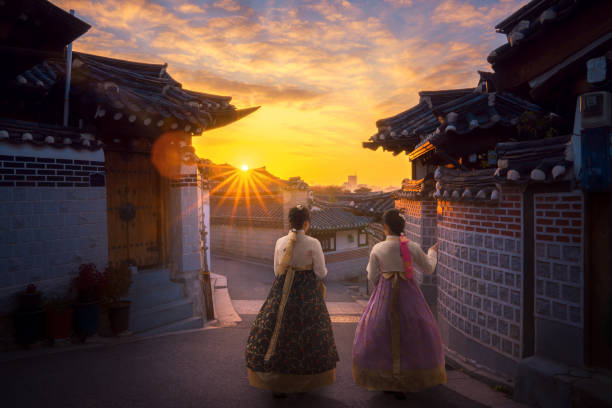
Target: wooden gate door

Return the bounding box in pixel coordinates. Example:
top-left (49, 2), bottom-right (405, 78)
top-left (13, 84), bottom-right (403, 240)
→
top-left (586, 191), bottom-right (612, 369)
top-left (106, 150), bottom-right (163, 268)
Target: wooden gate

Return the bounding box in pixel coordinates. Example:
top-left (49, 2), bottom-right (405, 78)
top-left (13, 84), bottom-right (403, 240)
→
top-left (586, 192), bottom-right (612, 369)
top-left (106, 150), bottom-right (163, 268)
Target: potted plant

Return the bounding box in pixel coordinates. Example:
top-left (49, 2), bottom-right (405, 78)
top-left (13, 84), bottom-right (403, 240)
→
top-left (100, 264), bottom-right (133, 335)
top-left (72, 263), bottom-right (103, 342)
top-left (44, 294), bottom-right (73, 345)
top-left (13, 284), bottom-right (44, 346)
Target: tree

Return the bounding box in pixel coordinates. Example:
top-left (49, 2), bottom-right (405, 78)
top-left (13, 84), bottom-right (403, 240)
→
top-left (311, 185), bottom-right (346, 196)
top-left (354, 186), bottom-right (372, 194)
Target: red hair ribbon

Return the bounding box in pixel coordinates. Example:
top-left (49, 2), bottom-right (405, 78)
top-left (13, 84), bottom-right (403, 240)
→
top-left (399, 235), bottom-right (414, 279)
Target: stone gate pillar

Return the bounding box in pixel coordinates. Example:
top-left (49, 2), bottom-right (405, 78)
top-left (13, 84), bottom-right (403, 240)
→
top-left (168, 145), bottom-right (206, 317)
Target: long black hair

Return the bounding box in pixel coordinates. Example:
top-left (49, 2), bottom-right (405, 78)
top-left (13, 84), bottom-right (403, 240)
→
top-left (382, 208), bottom-right (405, 236)
top-left (289, 204), bottom-right (310, 230)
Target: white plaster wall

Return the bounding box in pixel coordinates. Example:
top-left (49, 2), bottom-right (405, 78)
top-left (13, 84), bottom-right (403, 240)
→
top-left (0, 145), bottom-right (108, 315)
top-left (334, 230), bottom-right (359, 252)
top-left (210, 224), bottom-right (284, 262)
top-left (202, 190), bottom-right (211, 271)
top-left (180, 184), bottom-right (202, 273)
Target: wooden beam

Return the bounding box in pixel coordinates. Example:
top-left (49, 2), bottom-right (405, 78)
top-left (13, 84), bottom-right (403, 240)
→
top-left (0, 45), bottom-right (65, 59)
top-left (493, 1), bottom-right (612, 91)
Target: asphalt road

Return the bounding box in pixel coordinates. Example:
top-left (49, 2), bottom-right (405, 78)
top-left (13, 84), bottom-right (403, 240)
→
top-left (211, 256), bottom-right (364, 302)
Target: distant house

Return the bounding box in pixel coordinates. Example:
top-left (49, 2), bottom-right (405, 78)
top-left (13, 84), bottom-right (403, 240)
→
top-left (362, 0), bottom-right (612, 405)
top-left (309, 190), bottom-right (395, 280)
top-left (208, 165), bottom-right (376, 281)
top-left (0, 0), bottom-right (257, 339)
top-left (207, 165), bottom-right (309, 263)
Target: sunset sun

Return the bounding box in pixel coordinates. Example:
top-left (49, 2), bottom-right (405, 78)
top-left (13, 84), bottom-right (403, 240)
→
top-left (241, 164), bottom-right (249, 172)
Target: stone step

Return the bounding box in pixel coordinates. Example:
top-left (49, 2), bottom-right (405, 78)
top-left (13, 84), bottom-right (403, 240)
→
top-left (136, 316), bottom-right (204, 337)
top-left (130, 299), bottom-right (194, 333)
top-left (128, 282), bottom-right (183, 312)
top-left (130, 268), bottom-right (171, 290)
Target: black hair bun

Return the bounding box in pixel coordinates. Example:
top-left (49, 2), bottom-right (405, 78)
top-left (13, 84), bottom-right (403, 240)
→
top-left (289, 205), bottom-right (311, 230)
top-left (383, 208), bottom-right (405, 235)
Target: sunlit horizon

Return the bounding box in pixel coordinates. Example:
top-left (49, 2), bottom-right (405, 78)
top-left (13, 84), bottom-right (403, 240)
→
top-left (55, 0), bottom-right (527, 186)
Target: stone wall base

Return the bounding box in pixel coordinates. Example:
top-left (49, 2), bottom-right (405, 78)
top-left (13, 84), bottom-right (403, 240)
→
top-left (438, 315), bottom-right (518, 381)
top-left (514, 356), bottom-right (612, 408)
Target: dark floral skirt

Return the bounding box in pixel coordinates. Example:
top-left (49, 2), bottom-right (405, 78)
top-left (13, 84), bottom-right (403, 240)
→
top-left (245, 269), bottom-right (339, 390)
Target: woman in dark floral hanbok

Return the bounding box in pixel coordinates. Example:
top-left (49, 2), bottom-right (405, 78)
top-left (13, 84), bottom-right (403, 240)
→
top-left (245, 205), bottom-right (339, 398)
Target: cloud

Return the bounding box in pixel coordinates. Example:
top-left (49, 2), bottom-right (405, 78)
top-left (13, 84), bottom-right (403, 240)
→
top-left (170, 67), bottom-right (326, 105)
top-left (50, 0), bottom-right (526, 185)
top-left (432, 0), bottom-right (527, 29)
top-left (176, 3), bottom-right (206, 14)
top-left (213, 0), bottom-right (242, 12)
top-left (384, 0), bottom-right (414, 7)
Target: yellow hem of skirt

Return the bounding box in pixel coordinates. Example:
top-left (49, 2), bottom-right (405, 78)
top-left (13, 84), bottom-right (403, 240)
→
top-left (247, 368), bottom-right (336, 393)
top-left (352, 364), bottom-right (447, 392)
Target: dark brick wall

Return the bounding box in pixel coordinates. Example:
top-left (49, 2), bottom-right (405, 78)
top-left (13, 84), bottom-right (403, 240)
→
top-left (0, 155), bottom-right (105, 188)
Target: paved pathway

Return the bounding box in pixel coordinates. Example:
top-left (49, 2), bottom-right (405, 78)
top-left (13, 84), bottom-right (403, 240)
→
top-left (232, 299), bottom-right (364, 315)
top-left (211, 256), bottom-right (367, 302)
top-left (212, 255), bottom-right (367, 323)
top-left (1, 316), bottom-right (522, 408)
top-left (0, 256), bottom-right (526, 407)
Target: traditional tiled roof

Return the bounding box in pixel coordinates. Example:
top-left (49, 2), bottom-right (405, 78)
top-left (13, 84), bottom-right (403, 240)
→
top-left (364, 88), bottom-right (474, 155)
top-left (309, 207), bottom-right (371, 233)
top-left (395, 178), bottom-right (435, 200)
top-left (409, 93), bottom-right (543, 161)
top-left (364, 222), bottom-right (385, 244)
top-left (0, 117), bottom-right (101, 150)
top-left (14, 52), bottom-right (259, 134)
top-left (313, 191), bottom-right (396, 216)
top-left (431, 135), bottom-right (574, 201)
top-left (286, 176), bottom-right (310, 191)
top-left (418, 88), bottom-right (476, 109)
top-left (488, 0), bottom-right (586, 64)
top-left (365, 90), bottom-right (543, 160)
top-left (434, 167), bottom-right (499, 202)
top-left (209, 196), bottom-right (284, 228)
top-left (477, 71), bottom-right (497, 93)
top-left (495, 134), bottom-right (573, 183)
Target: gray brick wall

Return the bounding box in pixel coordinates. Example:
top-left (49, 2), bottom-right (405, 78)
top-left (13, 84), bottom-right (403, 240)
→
top-left (534, 192), bottom-right (584, 327)
top-left (396, 198), bottom-right (437, 286)
top-left (437, 221), bottom-right (523, 361)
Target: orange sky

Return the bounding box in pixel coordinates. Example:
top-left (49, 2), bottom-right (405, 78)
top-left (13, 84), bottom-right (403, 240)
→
top-left (55, 0), bottom-right (526, 187)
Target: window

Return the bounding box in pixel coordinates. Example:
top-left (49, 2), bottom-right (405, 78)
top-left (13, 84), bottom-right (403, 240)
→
top-left (358, 229), bottom-right (368, 247)
top-left (317, 234), bottom-right (336, 252)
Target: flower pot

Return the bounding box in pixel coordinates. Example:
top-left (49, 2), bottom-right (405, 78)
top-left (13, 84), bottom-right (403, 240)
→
top-left (17, 292), bottom-right (42, 312)
top-left (13, 310), bottom-right (44, 346)
top-left (97, 305), bottom-right (113, 337)
top-left (73, 301), bottom-right (100, 342)
top-left (108, 301), bottom-right (131, 335)
top-left (45, 307), bottom-right (73, 341)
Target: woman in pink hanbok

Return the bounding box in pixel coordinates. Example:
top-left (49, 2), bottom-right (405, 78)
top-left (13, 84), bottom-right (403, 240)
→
top-left (353, 209), bottom-right (446, 399)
